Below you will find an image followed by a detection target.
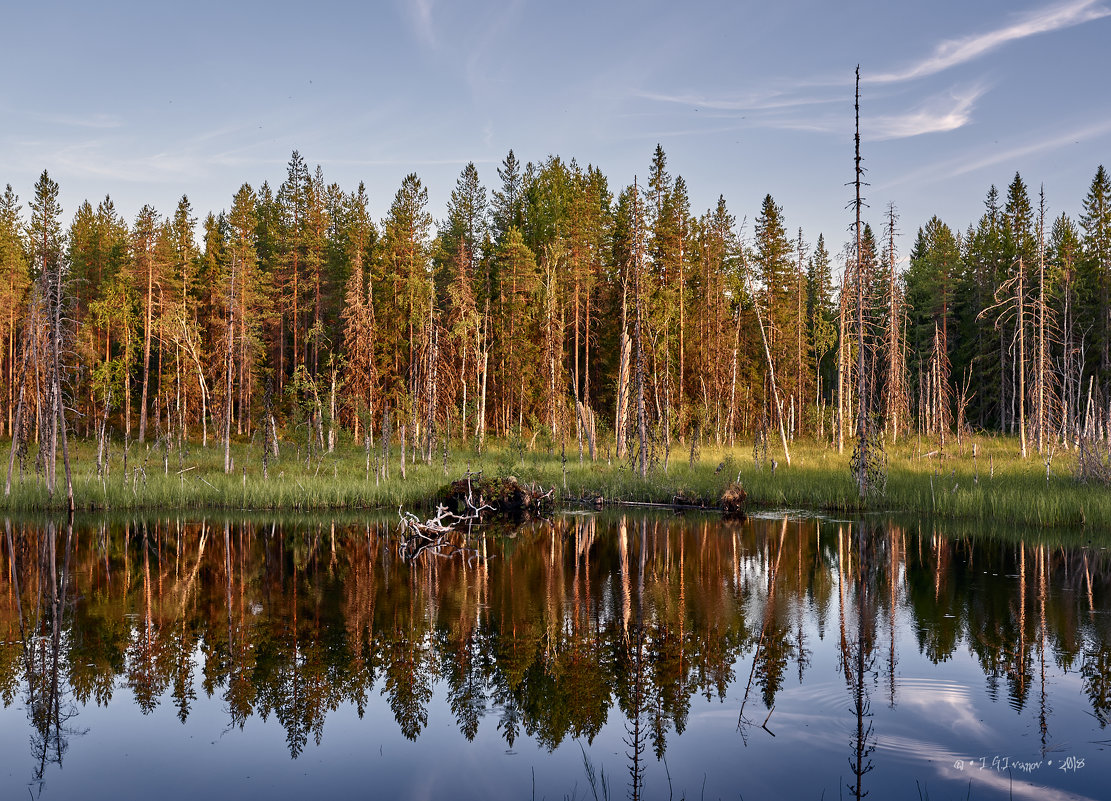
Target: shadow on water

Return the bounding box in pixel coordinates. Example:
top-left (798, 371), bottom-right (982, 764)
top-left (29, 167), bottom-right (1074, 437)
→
top-left (0, 510), bottom-right (1109, 799)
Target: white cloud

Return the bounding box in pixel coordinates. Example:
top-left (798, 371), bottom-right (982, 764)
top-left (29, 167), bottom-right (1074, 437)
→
top-left (869, 0), bottom-right (1110, 83)
top-left (867, 86), bottom-right (986, 140)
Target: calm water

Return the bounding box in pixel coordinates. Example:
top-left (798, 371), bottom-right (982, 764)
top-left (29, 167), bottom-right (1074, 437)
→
top-left (0, 512), bottom-right (1107, 800)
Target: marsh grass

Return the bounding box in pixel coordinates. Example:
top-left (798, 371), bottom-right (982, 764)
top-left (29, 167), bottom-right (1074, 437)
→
top-left (0, 432), bottom-right (1105, 530)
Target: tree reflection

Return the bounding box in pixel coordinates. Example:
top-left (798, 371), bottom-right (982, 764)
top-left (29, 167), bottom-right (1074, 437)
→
top-left (6, 518), bottom-right (83, 790)
top-left (841, 524), bottom-right (876, 801)
top-left (0, 511), bottom-right (1108, 785)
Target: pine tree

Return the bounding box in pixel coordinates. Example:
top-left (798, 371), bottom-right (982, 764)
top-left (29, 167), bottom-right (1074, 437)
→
top-left (167, 195), bottom-right (198, 440)
top-left (221, 185), bottom-right (260, 469)
top-left (963, 186), bottom-right (1006, 428)
top-left (278, 151), bottom-right (311, 389)
top-left (439, 164), bottom-right (488, 442)
top-left (492, 228), bottom-right (539, 436)
top-left (492, 150), bottom-right (525, 244)
top-left (0, 186), bottom-right (29, 436)
top-left (1004, 173), bottom-right (1035, 457)
top-left (15, 171), bottom-right (73, 505)
top-left (380, 174), bottom-right (434, 434)
top-left (753, 195), bottom-right (797, 442)
top-left (340, 182), bottom-right (379, 442)
top-left (132, 204), bottom-right (162, 442)
top-left (806, 234), bottom-right (836, 439)
top-left (1080, 166), bottom-right (1111, 393)
top-left (907, 217), bottom-right (960, 438)
top-left (1050, 213), bottom-right (1083, 440)
top-left (881, 204), bottom-right (909, 444)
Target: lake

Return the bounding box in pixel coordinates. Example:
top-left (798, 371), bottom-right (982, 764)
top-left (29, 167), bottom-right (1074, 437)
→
top-left (0, 511), bottom-right (1107, 800)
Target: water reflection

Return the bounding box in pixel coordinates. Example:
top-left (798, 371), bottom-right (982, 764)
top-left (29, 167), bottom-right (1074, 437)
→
top-left (0, 513), bottom-right (1108, 800)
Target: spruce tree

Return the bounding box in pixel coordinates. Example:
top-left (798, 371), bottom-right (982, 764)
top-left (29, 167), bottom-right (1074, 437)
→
top-left (1080, 166), bottom-right (1111, 391)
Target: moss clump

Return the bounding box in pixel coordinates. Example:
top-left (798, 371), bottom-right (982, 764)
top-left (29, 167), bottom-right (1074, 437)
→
top-left (440, 473), bottom-right (551, 517)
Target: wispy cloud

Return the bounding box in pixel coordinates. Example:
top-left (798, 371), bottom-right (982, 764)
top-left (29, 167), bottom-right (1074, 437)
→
top-left (868, 0), bottom-right (1110, 83)
top-left (652, 85), bottom-right (983, 141)
top-left (2, 106), bottom-right (124, 130)
top-left (634, 89), bottom-right (841, 113)
top-left (867, 85), bottom-right (986, 139)
top-left (882, 117), bottom-right (1111, 189)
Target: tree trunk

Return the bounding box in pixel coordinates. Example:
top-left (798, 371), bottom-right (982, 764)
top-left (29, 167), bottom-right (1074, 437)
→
top-left (139, 256), bottom-right (153, 442)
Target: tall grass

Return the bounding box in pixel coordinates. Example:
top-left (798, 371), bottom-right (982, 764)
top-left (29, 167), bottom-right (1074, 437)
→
top-left (0, 432), bottom-right (1105, 530)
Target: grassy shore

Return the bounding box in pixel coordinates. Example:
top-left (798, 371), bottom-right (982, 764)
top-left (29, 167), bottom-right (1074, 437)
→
top-left (0, 431), bottom-right (1104, 529)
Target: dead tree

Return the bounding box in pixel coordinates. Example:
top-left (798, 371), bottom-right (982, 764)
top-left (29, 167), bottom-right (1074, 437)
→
top-left (837, 262), bottom-right (851, 454)
top-left (395, 493), bottom-right (494, 561)
top-left (749, 270), bottom-right (791, 467)
top-left (5, 252), bottom-right (74, 508)
top-left (1032, 187), bottom-right (1059, 453)
top-left (979, 254), bottom-right (1031, 457)
top-left (48, 243), bottom-right (74, 510)
top-left (848, 67), bottom-right (885, 499)
top-left (882, 204), bottom-right (909, 443)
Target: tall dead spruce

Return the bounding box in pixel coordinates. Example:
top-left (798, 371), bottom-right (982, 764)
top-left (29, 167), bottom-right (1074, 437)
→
top-left (848, 67), bottom-right (886, 500)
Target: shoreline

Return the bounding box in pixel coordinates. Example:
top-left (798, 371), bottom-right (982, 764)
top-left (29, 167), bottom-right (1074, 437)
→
top-left (0, 435), bottom-right (1103, 530)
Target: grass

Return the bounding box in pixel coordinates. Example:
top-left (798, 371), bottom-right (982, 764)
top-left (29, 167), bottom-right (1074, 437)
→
top-left (0, 430), bottom-right (1107, 530)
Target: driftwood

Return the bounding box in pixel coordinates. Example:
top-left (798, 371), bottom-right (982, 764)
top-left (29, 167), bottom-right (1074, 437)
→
top-left (395, 497), bottom-right (493, 561)
top-left (566, 486), bottom-right (748, 519)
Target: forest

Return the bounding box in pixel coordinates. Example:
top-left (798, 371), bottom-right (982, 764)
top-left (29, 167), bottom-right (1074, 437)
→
top-left (1, 145), bottom-right (1110, 498)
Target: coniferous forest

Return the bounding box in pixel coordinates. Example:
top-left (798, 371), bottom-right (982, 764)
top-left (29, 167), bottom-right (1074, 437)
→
top-left (1, 146), bottom-right (1110, 485)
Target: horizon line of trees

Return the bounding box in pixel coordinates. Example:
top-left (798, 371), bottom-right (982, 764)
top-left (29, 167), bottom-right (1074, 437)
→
top-left (1, 147), bottom-right (1110, 477)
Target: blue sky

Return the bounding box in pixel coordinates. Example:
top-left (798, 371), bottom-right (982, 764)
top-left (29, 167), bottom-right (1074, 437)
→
top-left (3, 0), bottom-right (1109, 263)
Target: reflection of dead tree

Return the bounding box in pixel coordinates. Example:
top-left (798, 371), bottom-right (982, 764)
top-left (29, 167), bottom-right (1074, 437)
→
top-left (842, 523), bottom-right (876, 801)
top-left (737, 516), bottom-right (788, 742)
top-left (1037, 544), bottom-right (1050, 753)
top-left (624, 625), bottom-right (647, 801)
top-left (886, 527), bottom-right (901, 709)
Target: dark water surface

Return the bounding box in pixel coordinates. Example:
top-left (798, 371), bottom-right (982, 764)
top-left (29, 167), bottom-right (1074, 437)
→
top-left (1, 512), bottom-right (1108, 800)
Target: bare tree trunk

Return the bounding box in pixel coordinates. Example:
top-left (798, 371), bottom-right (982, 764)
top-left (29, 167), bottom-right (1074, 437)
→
top-left (5, 320), bottom-right (31, 496)
top-left (678, 233), bottom-right (685, 439)
top-left (796, 230), bottom-right (805, 438)
top-left (751, 275), bottom-right (791, 466)
top-left (837, 272), bottom-right (848, 454)
top-left (224, 255), bottom-right (237, 474)
top-left (1018, 255), bottom-right (1028, 458)
top-left (615, 329), bottom-right (631, 459)
top-left (139, 254), bottom-right (153, 443)
top-left (51, 259), bottom-right (74, 511)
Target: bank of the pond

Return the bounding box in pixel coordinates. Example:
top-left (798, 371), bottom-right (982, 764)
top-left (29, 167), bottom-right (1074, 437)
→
top-left (0, 435), bottom-right (1105, 530)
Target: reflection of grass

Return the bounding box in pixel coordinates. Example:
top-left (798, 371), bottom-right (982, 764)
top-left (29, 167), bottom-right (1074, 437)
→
top-left (0, 434), bottom-right (1105, 530)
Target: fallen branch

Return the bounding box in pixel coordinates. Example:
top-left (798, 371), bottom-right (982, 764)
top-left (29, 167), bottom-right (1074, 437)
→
top-left (396, 495), bottom-right (493, 561)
